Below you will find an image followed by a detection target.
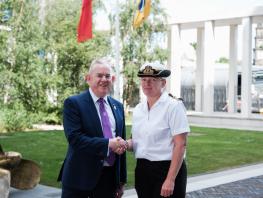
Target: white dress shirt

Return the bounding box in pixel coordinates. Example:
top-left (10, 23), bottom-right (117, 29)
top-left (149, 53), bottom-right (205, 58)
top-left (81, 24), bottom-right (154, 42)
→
top-left (131, 91), bottom-right (190, 161)
top-left (89, 88), bottom-right (116, 138)
top-left (89, 89), bottom-right (116, 166)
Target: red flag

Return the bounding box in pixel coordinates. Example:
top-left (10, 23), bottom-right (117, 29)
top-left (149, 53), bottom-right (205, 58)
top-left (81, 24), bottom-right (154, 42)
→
top-left (77, 0), bottom-right (92, 42)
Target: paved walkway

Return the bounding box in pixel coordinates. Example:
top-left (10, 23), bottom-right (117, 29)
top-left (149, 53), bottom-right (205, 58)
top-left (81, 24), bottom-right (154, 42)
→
top-left (9, 163), bottom-right (263, 198)
top-left (187, 175), bottom-right (263, 198)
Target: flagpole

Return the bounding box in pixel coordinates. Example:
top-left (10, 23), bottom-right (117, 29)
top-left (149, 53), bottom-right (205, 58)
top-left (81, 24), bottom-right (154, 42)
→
top-left (114, 0), bottom-right (121, 101)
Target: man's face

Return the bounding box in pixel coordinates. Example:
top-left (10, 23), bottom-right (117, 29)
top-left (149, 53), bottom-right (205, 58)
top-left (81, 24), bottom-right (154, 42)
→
top-left (86, 64), bottom-right (115, 98)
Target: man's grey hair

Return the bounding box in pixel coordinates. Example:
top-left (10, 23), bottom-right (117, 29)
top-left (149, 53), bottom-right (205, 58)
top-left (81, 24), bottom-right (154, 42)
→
top-left (89, 58), bottom-right (114, 74)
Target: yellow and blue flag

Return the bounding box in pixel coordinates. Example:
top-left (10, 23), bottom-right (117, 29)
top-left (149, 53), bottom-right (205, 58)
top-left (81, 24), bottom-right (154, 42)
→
top-left (133, 0), bottom-right (151, 28)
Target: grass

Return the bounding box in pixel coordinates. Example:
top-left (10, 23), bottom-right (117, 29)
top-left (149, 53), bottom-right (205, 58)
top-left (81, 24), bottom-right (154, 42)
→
top-left (1, 126), bottom-right (263, 188)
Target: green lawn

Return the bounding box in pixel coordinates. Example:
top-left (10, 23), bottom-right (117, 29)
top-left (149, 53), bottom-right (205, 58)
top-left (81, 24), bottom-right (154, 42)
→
top-left (1, 126), bottom-right (263, 188)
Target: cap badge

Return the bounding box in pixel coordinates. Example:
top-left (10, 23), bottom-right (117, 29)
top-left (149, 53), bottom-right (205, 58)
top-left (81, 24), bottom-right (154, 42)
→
top-left (143, 66), bottom-right (155, 75)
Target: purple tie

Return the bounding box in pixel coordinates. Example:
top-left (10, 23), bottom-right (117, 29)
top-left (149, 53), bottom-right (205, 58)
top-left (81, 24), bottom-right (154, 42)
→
top-left (98, 98), bottom-right (115, 166)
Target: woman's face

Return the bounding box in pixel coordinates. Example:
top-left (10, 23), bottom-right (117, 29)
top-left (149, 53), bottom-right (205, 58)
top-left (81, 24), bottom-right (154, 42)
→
top-left (140, 77), bottom-right (166, 98)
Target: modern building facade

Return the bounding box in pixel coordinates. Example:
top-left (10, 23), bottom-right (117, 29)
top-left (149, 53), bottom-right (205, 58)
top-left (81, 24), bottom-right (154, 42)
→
top-left (167, 6), bottom-right (263, 130)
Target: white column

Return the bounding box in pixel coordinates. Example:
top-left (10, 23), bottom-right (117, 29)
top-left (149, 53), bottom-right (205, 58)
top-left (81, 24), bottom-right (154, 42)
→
top-left (167, 27), bottom-right (172, 93)
top-left (228, 25), bottom-right (238, 113)
top-left (203, 21), bottom-right (215, 114)
top-left (168, 24), bottom-right (182, 97)
top-left (241, 17), bottom-right (252, 117)
top-left (195, 28), bottom-right (204, 112)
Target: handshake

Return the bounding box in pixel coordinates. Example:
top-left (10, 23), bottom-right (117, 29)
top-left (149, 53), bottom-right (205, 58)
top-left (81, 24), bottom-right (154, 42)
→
top-left (109, 137), bottom-right (132, 155)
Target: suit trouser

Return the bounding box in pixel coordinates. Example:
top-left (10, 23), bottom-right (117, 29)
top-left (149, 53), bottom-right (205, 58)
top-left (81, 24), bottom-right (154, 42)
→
top-left (135, 159), bottom-right (187, 198)
top-left (61, 166), bottom-right (116, 198)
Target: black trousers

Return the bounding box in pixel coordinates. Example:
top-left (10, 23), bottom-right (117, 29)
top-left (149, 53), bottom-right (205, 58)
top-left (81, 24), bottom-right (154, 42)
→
top-left (61, 166), bottom-right (116, 198)
top-left (135, 159), bottom-right (187, 198)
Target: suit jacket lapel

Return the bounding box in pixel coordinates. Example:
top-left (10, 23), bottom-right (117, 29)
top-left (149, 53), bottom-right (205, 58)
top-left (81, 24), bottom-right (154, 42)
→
top-left (84, 90), bottom-right (104, 137)
top-left (107, 97), bottom-right (120, 137)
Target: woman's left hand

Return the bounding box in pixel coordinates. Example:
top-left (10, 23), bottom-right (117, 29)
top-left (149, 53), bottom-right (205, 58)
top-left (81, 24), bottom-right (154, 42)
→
top-left (160, 179), bottom-right (175, 197)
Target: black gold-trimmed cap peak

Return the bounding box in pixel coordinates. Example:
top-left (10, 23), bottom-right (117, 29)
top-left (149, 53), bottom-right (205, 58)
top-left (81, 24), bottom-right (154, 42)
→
top-left (138, 62), bottom-right (171, 78)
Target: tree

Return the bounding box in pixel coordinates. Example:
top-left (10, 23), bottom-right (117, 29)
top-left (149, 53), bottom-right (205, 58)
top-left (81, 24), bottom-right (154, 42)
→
top-left (0, 0), bottom-right (48, 112)
top-left (0, 0), bottom-right (49, 130)
top-left (42, 0), bottom-right (111, 123)
top-left (0, 0), bottom-right (111, 129)
top-left (110, 0), bottom-right (168, 107)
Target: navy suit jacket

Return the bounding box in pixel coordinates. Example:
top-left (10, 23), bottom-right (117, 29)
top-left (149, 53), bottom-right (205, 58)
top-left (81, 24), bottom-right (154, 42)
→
top-left (58, 90), bottom-right (127, 191)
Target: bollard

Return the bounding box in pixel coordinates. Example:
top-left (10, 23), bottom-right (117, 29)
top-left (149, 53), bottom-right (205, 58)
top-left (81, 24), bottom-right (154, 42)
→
top-left (0, 168), bottom-right (10, 198)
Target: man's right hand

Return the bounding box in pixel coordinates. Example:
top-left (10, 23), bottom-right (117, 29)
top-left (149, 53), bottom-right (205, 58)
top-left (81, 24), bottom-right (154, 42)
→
top-left (109, 137), bottom-right (128, 155)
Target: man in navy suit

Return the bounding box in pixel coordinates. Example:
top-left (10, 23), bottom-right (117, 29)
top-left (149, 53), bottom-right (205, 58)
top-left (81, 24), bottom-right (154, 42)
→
top-left (58, 58), bottom-right (127, 198)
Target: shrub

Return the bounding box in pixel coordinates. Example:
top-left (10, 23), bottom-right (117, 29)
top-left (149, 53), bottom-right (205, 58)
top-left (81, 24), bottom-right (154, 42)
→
top-left (1, 103), bottom-right (33, 132)
top-left (35, 111), bottom-right (62, 125)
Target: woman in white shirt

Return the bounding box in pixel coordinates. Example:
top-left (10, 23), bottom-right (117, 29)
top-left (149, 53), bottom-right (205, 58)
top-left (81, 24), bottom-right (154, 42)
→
top-left (127, 62), bottom-right (190, 198)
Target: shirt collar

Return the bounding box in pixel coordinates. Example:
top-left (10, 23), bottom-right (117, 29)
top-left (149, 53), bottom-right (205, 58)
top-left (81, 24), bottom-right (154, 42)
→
top-left (89, 88), bottom-right (109, 105)
top-left (159, 91), bottom-right (169, 102)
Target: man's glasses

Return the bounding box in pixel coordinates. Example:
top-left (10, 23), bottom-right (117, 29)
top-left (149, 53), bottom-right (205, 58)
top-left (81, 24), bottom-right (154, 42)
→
top-left (96, 73), bottom-right (111, 79)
